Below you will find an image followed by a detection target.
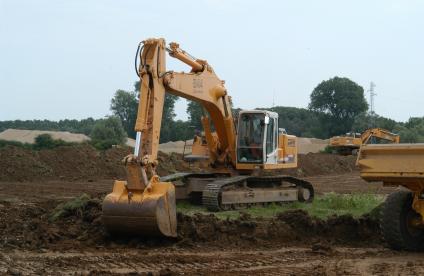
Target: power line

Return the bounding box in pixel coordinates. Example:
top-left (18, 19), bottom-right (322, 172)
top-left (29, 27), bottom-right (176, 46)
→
top-left (368, 82), bottom-right (377, 127)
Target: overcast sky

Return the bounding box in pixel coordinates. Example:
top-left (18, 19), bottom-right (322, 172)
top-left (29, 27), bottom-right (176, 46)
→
top-left (1, 0), bottom-right (423, 122)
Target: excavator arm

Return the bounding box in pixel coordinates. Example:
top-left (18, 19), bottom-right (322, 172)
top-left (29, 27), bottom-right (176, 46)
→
top-left (135, 38), bottom-right (235, 169)
top-left (102, 38), bottom-right (237, 237)
top-left (361, 128), bottom-right (400, 144)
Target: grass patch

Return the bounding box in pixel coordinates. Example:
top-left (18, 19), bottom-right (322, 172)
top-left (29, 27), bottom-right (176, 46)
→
top-left (177, 192), bottom-right (385, 220)
top-left (50, 193), bottom-right (93, 221)
top-left (0, 139), bottom-right (32, 149)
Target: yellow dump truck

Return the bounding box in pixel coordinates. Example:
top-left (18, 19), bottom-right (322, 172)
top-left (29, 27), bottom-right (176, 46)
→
top-left (357, 144), bottom-right (424, 251)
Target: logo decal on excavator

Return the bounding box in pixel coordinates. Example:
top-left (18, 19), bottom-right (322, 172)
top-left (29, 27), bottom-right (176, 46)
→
top-left (193, 78), bottom-right (203, 93)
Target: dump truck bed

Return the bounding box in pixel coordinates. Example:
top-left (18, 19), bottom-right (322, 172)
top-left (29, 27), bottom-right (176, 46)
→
top-left (357, 143), bottom-right (424, 183)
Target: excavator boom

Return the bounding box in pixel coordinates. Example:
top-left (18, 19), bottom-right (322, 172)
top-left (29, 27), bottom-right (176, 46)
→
top-left (360, 128), bottom-right (400, 144)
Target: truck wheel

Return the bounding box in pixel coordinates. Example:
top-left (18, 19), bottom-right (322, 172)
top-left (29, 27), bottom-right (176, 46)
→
top-left (381, 190), bottom-right (424, 251)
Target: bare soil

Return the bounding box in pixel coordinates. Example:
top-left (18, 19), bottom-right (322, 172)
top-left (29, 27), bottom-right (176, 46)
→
top-left (0, 145), bottom-right (421, 275)
top-left (0, 145), bottom-right (196, 182)
top-left (0, 144), bottom-right (356, 182)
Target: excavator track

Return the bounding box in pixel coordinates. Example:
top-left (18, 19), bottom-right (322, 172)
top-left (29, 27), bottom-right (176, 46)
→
top-left (202, 175), bottom-right (314, 211)
top-left (249, 175), bottom-right (315, 202)
top-left (202, 176), bottom-right (251, 211)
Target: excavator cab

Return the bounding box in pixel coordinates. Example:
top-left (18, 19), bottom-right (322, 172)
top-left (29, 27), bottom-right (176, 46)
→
top-left (237, 112), bottom-right (265, 163)
top-left (236, 110), bottom-right (298, 170)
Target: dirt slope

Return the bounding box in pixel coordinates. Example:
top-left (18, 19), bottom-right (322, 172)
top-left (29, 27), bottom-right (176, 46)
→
top-left (0, 145), bottom-right (357, 182)
top-left (0, 145), bottom-right (195, 182)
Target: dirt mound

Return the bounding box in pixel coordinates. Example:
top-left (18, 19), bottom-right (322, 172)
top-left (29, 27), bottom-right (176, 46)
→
top-left (0, 144), bottom-right (128, 182)
top-left (178, 210), bottom-right (380, 248)
top-left (0, 197), bottom-right (381, 251)
top-left (284, 153), bottom-right (358, 177)
top-left (0, 144), bottom-right (197, 182)
top-left (0, 144), bottom-right (357, 182)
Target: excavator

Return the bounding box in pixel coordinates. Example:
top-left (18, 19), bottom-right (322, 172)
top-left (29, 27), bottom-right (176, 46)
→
top-left (329, 128), bottom-right (400, 155)
top-left (102, 38), bottom-right (314, 237)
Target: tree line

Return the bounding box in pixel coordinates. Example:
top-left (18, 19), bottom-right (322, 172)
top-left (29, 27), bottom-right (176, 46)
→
top-left (2, 76), bottom-right (424, 146)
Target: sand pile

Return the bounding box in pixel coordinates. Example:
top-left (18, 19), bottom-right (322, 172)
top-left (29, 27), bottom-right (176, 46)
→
top-left (0, 129), bottom-right (90, 144)
top-left (298, 137), bottom-right (329, 154)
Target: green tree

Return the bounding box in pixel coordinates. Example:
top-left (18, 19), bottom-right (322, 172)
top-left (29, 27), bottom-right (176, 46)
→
top-left (0, 118), bottom-right (98, 135)
top-left (309, 76), bottom-right (368, 137)
top-left (262, 106), bottom-right (322, 137)
top-left (110, 89), bottom-right (138, 138)
top-left (115, 81), bottom-right (179, 142)
top-left (90, 117), bottom-right (127, 149)
top-left (168, 120), bottom-right (194, 141)
top-left (186, 100), bottom-right (203, 130)
top-left (352, 112), bottom-right (398, 133)
top-left (160, 94), bottom-right (179, 143)
top-left (394, 117), bottom-right (424, 143)
top-left (33, 134), bottom-right (70, 150)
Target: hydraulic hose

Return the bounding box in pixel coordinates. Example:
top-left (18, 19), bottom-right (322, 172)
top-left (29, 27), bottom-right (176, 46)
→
top-left (134, 42), bottom-right (144, 77)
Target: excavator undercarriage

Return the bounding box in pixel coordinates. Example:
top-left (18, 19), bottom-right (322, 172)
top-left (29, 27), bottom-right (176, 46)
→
top-left (163, 173), bottom-right (314, 211)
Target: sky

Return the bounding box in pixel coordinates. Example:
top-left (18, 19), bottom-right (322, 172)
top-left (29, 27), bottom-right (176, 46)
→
top-left (0, 0), bottom-right (423, 122)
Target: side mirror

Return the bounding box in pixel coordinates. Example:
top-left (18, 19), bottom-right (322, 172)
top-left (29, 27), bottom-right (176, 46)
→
top-left (264, 116), bottom-right (270, 125)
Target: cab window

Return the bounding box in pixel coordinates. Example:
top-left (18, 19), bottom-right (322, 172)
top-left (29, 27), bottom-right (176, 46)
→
top-left (266, 117), bottom-right (274, 155)
top-left (237, 113), bottom-right (264, 163)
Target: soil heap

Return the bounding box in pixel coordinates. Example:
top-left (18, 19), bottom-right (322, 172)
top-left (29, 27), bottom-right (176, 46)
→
top-left (0, 144), bottom-right (357, 182)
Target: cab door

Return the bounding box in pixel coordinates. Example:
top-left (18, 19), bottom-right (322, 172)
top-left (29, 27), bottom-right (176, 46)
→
top-left (265, 117), bottom-right (278, 164)
top-left (237, 113), bottom-right (265, 164)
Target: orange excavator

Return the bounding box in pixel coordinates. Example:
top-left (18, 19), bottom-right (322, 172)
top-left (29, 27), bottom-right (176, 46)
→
top-left (102, 38), bottom-right (314, 237)
top-left (329, 128), bottom-right (400, 155)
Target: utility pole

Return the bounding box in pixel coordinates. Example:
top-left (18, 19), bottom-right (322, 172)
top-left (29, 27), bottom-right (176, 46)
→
top-left (368, 82), bottom-right (377, 127)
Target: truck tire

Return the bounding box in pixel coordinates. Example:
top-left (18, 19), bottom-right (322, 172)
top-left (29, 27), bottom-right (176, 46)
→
top-left (381, 190), bottom-right (424, 251)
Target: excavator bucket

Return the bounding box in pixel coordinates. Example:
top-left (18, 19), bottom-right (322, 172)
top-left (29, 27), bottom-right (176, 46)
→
top-left (102, 179), bottom-right (177, 237)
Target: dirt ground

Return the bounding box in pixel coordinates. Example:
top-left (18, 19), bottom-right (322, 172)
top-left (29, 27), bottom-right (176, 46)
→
top-left (0, 175), bottom-right (416, 275)
top-left (0, 145), bottom-right (422, 275)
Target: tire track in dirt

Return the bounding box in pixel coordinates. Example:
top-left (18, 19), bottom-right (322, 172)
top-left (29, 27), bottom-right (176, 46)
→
top-left (1, 247), bottom-right (423, 275)
top-left (323, 251), bottom-right (424, 275)
top-left (304, 173), bottom-right (395, 195)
